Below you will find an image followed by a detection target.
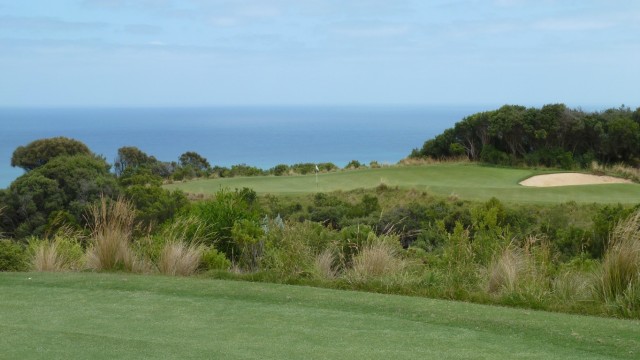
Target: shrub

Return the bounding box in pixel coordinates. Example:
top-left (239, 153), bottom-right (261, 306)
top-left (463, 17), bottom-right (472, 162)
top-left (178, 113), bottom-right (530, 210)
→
top-left (158, 241), bottom-right (204, 276)
top-left (0, 240), bottom-right (28, 271)
top-left (201, 247), bottom-right (231, 271)
top-left (260, 222), bottom-right (317, 277)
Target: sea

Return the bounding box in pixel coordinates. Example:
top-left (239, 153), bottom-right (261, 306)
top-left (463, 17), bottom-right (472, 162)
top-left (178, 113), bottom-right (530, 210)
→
top-left (0, 105), bottom-right (484, 188)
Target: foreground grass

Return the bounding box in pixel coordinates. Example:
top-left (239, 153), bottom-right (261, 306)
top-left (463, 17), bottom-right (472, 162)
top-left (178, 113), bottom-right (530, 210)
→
top-left (1, 272), bottom-right (638, 359)
top-left (165, 163), bottom-right (640, 204)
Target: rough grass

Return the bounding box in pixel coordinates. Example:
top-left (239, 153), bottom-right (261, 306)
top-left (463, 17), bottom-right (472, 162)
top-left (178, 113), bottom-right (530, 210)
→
top-left (596, 210), bottom-right (640, 316)
top-left (0, 272), bottom-right (638, 360)
top-left (165, 163), bottom-right (640, 204)
top-left (158, 241), bottom-right (203, 276)
top-left (85, 196), bottom-right (147, 272)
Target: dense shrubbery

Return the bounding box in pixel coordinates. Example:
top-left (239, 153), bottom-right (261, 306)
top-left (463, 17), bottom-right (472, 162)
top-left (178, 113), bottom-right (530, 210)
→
top-left (412, 104), bottom-right (640, 168)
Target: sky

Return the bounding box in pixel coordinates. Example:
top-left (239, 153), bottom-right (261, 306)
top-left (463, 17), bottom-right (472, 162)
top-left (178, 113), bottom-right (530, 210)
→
top-left (0, 0), bottom-right (638, 108)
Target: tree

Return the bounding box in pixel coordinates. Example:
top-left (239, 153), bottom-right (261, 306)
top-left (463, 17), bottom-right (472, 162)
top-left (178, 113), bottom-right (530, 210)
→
top-left (3, 155), bottom-right (118, 238)
top-left (179, 151), bottom-right (210, 172)
top-left (114, 146), bottom-right (158, 177)
top-left (11, 137), bottom-right (92, 171)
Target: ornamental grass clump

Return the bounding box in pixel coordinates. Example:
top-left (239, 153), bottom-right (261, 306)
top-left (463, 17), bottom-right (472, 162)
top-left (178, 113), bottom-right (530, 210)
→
top-left (595, 210), bottom-right (640, 316)
top-left (158, 241), bottom-right (204, 276)
top-left (30, 236), bottom-right (84, 272)
top-left (85, 196), bottom-right (145, 272)
top-left (348, 235), bottom-right (407, 282)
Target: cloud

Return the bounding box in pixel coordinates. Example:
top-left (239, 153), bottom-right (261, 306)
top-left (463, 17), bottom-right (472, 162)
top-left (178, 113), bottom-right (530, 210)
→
top-left (0, 16), bottom-right (108, 32)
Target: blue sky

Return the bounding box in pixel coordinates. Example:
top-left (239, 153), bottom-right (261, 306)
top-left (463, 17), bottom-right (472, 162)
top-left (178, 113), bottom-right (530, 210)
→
top-left (0, 0), bottom-right (638, 108)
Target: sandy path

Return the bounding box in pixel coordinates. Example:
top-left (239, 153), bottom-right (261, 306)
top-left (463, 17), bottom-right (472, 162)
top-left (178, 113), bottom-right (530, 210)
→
top-left (519, 173), bottom-right (633, 187)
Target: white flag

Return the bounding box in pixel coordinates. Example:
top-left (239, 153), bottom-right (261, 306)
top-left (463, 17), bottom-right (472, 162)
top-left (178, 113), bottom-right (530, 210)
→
top-left (315, 165), bottom-right (319, 172)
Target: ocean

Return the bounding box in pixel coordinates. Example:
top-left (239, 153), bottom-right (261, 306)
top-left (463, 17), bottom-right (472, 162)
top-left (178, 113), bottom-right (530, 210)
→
top-left (0, 106), bottom-right (482, 188)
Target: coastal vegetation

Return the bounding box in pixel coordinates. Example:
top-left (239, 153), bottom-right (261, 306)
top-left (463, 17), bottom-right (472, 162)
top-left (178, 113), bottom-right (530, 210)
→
top-left (1, 104), bottom-right (640, 322)
top-left (410, 104), bottom-right (640, 169)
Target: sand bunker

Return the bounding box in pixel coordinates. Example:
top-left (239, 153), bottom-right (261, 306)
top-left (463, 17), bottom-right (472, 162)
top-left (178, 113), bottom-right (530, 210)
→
top-left (520, 173), bottom-right (633, 187)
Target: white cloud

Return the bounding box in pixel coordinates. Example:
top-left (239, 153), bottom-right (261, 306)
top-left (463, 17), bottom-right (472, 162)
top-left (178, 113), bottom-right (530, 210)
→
top-left (533, 18), bottom-right (614, 31)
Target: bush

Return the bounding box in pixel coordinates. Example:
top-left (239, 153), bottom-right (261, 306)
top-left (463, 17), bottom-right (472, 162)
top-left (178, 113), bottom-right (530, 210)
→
top-left (0, 240), bottom-right (28, 271)
top-left (201, 247), bottom-right (231, 271)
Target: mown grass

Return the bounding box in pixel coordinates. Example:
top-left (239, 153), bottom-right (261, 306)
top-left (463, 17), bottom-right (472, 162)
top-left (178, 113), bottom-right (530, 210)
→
top-left (1, 272), bottom-right (638, 359)
top-left (165, 163), bottom-right (640, 204)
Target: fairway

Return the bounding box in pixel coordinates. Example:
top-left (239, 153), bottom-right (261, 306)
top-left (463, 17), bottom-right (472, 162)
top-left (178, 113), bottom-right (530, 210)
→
top-left (1, 272), bottom-right (638, 359)
top-left (165, 163), bottom-right (640, 204)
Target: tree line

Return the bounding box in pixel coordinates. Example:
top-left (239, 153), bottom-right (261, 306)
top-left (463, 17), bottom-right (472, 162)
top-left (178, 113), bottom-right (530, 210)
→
top-left (410, 104), bottom-right (640, 168)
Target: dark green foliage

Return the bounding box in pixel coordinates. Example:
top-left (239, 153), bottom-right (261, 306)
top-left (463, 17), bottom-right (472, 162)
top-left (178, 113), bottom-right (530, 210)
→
top-left (345, 160), bottom-right (363, 169)
top-left (4, 155), bottom-right (118, 238)
top-left (179, 151), bottom-right (210, 172)
top-left (186, 188), bottom-right (261, 260)
top-left (0, 240), bottom-right (28, 271)
top-left (412, 104), bottom-right (640, 167)
top-left (271, 164), bottom-right (289, 176)
top-left (11, 137), bottom-right (91, 171)
top-left (114, 146), bottom-right (159, 177)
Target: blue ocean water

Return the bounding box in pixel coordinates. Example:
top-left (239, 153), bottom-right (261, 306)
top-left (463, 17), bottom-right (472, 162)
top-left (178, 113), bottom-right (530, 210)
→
top-left (0, 106), bottom-right (482, 188)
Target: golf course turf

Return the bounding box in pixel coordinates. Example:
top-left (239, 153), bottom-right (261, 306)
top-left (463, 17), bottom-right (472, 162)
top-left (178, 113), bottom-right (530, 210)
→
top-left (1, 272), bottom-right (638, 359)
top-left (165, 163), bottom-right (640, 204)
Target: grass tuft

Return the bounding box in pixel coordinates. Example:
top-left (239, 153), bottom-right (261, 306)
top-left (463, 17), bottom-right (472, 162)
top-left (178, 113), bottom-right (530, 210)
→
top-left (595, 209), bottom-right (640, 315)
top-left (158, 241), bottom-right (204, 276)
top-left (85, 196), bottom-right (146, 272)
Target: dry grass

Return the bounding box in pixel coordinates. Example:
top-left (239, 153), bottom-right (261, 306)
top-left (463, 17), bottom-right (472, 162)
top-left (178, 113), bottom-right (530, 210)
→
top-left (158, 241), bottom-right (204, 276)
top-left (31, 241), bottom-right (65, 272)
top-left (30, 235), bottom-right (84, 272)
top-left (595, 210), bottom-right (640, 314)
top-left (591, 161), bottom-right (640, 182)
top-left (349, 238), bottom-right (406, 280)
top-left (314, 249), bottom-right (338, 279)
top-left (487, 246), bottom-right (524, 293)
top-left (486, 237), bottom-right (552, 298)
top-left (85, 196), bottom-right (147, 272)
top-left (398, 156), bottom-right (469, 166)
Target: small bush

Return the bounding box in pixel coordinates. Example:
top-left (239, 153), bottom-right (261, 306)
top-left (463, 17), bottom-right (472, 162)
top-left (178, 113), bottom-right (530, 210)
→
top-left (0, 240), bottom-right (28, 271)
top-left (201, 247), bottom-right (231, 271)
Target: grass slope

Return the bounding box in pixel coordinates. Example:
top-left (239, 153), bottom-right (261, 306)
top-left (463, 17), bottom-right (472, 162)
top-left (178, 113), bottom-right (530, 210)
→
top-left (1, 272), bottom-right (638, 359)
top-left (165, 163), bottom-right (640, 204)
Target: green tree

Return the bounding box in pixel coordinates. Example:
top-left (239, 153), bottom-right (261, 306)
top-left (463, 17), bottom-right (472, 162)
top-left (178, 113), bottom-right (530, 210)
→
top-left (4, 155), bottom-right (118, 238)
top-left (11, 137), bottom-right (92, 171)
top-left (114, 146), bottom-right (158, 177)
top-left (179, 151), bottom-right (210, 172)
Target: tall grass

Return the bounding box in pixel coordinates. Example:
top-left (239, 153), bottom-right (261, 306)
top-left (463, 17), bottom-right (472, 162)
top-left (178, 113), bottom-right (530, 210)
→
top-left (595, 210), bottom-right (640, 316)
top-left (155, 216), bottom-right (208, 276)
top-left (158, 241), bottom-right (204, 276)
top-left (85, 196), bottom-right (147, 272)
top-left (591, 161), bottom-right (640, 182)
top-left (30, 236), bottom-right (84, 272)
top-left (348, 235), bottom-right (407, 282)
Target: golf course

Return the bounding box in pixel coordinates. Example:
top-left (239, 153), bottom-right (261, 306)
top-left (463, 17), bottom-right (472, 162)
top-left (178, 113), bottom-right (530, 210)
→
top-left (1, 272), bottom-right (638, 359)
top-left (165, 163), bottom-right (640, 204)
